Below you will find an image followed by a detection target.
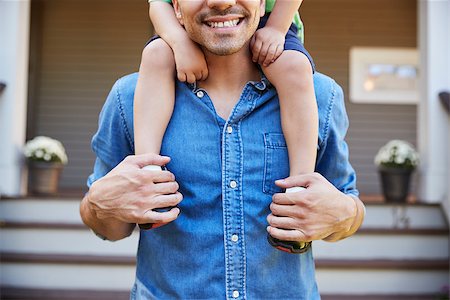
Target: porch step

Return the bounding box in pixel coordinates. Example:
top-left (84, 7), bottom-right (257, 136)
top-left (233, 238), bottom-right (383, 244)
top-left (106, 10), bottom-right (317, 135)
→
top-left (1, 223), bottom-right (448, 260)
top-left (0, 198), bottom-right (448, 297)
top-left (1, 252), bottom-right (448, 296)
top-left (1, 199), bottom-right (448, 229)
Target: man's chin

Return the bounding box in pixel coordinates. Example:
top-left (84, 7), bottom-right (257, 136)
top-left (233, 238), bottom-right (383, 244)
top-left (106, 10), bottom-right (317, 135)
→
top-left (200, 39), bottom-right (248, 56)
top-left (203, 46), bottom-right (242, 56)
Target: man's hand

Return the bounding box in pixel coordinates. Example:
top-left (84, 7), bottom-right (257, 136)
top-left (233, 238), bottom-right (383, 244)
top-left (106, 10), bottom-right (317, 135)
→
top-left (250, 26), bottom-right (285, 67)
top-left (173, 37), bottom-right (208, 83)
top-left (266, 173), bottom-right (359, 243)
top-left (86, 154), bottom-right (182, 230)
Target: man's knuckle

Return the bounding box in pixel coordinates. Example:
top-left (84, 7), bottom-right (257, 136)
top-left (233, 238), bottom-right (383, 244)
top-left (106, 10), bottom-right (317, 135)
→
top-left (152, 213), bottom-right (165, 223)
top-left (301, 232), bottom-right (312, 241)
top-left (272, 194), bottom-right (282, 203)
top-left (134, 171), bottom-right (147, 182)
top-left (130, 211), bottom-right (142, 221)
top-left (268, 216), bottom-right (277, 226)
top-left (168, 195), bottom-right (180, 206)
top-left (176, 193), bottom-right (183, 203)
top-left (270, 204), bottom-right (280, 216)
top-left (172, 181), bottom-right (179, 191)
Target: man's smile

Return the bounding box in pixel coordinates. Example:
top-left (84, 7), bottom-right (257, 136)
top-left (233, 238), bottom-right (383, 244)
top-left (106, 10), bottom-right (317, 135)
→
top-left (206, 19), bottom-right (240, 28)
top-left (203, 14), bottom-right (244, 29)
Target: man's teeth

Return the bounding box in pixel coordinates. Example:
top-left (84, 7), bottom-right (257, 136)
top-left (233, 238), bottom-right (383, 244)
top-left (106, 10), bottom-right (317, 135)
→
top-left (207, 19), bottom-right (239, 28)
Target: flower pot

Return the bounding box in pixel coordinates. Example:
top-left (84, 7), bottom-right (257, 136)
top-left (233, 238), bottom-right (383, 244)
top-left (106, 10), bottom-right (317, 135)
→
top-left (378, 166), bottom-right (413, 203)
top-left (28, 161), bottom-right (63, 195)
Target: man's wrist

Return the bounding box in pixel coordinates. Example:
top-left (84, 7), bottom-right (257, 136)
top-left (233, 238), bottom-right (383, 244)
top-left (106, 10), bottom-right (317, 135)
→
top-left (346, 195), bottom-right (365, 236)
top-left (323, 194), bottom-right (364, 242)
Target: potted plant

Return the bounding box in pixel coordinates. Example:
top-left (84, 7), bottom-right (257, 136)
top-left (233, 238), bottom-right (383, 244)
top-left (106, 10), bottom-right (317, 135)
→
top-left (24, 136), bottom-right (68, 195)
top-left (374, 140), bottom-right (419, 203)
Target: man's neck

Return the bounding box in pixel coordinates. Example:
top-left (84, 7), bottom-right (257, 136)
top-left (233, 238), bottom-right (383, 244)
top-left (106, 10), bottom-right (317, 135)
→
top-left (197, 47), bottom-right (261, 119)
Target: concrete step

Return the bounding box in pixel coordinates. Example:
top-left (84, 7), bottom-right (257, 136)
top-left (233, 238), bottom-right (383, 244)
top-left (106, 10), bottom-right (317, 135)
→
top-left (313, 228), bottom-right (449, 260)
top-left (0, 225), bottom-right (139, 256)
top-left (316, 267), bottom-right (449, 296)
top-left (1, 198), bottom-right (448, 297)
top-left (0, 199), bottom-right (82, 224)
top-left (1, 220), bottom-right (448, 260)
top-left (1, 199), bottom-right (448, 229)
top-left (1, 199), bottom-right (447, 236)
top-left (1, 252), bottom-right (448, 296)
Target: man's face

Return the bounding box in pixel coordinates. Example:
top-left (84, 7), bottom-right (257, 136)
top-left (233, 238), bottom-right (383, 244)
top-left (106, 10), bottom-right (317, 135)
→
top-left (174, 0), bottom-right (265, 56)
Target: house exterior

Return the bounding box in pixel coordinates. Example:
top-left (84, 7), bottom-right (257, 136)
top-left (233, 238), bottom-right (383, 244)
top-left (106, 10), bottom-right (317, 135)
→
top-left (1, 0), bottom-right (449, 298)
top-left (2, 0), bottom-right (448, 205)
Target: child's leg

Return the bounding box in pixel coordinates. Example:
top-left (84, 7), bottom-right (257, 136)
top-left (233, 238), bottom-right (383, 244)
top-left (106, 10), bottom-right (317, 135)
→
top-left (134, 39), bottom-right (175, 155)
top-left (262, 51), bottom-right (318, 176)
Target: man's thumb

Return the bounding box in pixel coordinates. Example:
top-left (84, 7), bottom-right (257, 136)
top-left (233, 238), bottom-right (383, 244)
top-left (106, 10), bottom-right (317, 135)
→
top-left (131, 153), bottom-right (171, 168)
top-left (275, 175), bottom-right (310, 189)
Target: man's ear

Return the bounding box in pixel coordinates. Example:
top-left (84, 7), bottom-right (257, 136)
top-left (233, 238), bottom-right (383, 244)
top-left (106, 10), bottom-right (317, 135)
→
top-left (260, 0), bottom-right (265, 17)
top-left (173, 0), bottom-right (184, 25)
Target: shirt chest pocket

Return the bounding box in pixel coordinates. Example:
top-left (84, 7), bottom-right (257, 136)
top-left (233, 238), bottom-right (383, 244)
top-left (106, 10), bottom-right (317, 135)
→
top-left (263, 133), bottom-right (290, 194)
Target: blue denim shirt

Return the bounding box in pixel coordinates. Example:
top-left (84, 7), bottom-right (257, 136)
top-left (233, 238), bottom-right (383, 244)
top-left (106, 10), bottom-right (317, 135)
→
top-left (88, 72), bottom-right (358, 300)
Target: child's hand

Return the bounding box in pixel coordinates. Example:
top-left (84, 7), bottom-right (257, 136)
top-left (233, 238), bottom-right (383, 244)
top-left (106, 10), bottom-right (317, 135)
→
top-left (251, 27), bottom-right (285, 67)
top-left (173, 38), bottom-right (208, 83)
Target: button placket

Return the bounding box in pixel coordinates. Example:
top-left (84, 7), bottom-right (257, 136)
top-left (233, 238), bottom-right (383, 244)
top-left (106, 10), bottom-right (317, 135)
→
top-left (223, 121), bottom-right (245, 300)
top-left (222, 88), bottom-right (260, 300)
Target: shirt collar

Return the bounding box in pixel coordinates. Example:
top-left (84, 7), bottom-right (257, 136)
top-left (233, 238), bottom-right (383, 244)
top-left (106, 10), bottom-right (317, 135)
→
top-left (187, 68), bottom-right (271, 93)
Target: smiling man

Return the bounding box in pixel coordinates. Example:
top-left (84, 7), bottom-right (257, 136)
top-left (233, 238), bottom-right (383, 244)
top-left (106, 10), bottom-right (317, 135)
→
top-left (80, 0), bottom-right (365, 299)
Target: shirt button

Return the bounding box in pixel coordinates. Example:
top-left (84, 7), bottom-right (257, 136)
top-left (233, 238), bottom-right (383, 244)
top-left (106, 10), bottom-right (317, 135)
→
top-left (231, 234), bottom-right (239, 242)
top-left (226, 126), bottom-right (233, 134)
top-left (196, 91), bottom-right (204, 98)
top-left (230, 180), bottom-right (237, 188)
top-left (232, 290), bottom-right (239, 298)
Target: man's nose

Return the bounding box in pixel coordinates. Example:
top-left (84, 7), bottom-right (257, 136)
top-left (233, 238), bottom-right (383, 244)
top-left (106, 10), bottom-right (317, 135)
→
top-left (206, 0), bottom-right (237, 11)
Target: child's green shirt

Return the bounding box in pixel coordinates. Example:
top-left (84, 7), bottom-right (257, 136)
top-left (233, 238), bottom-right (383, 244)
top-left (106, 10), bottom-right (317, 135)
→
top-left (265, 0), bottom-right (304, 43)
top-left (149, 0), bottom-right (304, 43)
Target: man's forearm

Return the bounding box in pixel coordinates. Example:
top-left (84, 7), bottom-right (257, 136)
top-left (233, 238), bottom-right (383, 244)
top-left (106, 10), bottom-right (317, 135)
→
top-left (80, 192), bottom-right (135, 241)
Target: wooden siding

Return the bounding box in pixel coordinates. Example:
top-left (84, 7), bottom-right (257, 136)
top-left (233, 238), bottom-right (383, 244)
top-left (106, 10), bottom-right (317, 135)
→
top-left (302, 0), bottom-right (418, 194)
top-left (29, 0), bottom-right (151, 189)
top-left (29, 0), bottom-right (417, 195)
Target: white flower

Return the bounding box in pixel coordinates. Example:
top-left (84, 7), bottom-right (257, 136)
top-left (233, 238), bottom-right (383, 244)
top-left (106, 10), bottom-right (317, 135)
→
top-left (35, 149), bottom-right (44, 158)
top-left (24, 136), bottom-right (68, 164)
top-left (374, 140), bottom-right (419, 168)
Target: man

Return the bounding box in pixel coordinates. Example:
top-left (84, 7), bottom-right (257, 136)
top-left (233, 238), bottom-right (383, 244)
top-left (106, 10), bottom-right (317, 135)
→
top-left (80, 0), bottom-right (365, 298)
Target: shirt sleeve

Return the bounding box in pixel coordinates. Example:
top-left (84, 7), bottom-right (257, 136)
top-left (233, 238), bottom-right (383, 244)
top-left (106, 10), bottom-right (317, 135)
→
top-left (87, 78), bottom-right (134, 187)
top-left (315, 79), bottom-right (359, 197)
